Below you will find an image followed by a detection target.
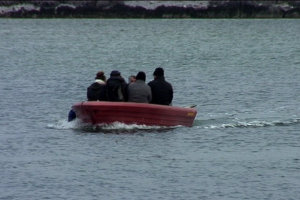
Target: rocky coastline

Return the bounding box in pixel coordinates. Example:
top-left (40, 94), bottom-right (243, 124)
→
top-left (0, 1), bottom-right (300, 18)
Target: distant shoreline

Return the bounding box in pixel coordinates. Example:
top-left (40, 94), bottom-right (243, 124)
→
top-left (1, 1), bottom-right (300, 18)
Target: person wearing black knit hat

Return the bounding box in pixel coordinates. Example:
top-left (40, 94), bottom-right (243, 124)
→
top-left (153, 67), bottom-right (164, 77)
top-left (127, 71), bottom-right (152, 103)
top-left (148, 67), bottom-right (173, 105)
top-left (106, 70), bottom-right (127, 101)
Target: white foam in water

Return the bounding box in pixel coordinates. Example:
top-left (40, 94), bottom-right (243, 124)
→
top-left (47, 120), bottom-right (175, 131)
top-left (47, 119), bottom-right (79, 130)
top-left (222, 120), bottom-right (273, 128)
top-left (93, 122), bottom-right (175, 131)
top-left (203, 118), bottom-right (300, 129)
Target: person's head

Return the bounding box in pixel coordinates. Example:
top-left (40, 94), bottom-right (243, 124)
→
top-left (110, 70), bottom-right (121, 77)
top-left (136, 71), bottom-right (146, 82)
top-left (128, 75), bottom-right (136, 83)
top-left (95, 71), bottom-right (106, 81)
top-left (153, 67), bottom-right (164, 77)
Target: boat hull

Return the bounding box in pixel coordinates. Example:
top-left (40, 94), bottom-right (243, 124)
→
top-left (72, 101), bottom-right (197, 127)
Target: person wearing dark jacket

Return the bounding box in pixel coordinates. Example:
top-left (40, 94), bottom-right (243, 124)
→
top-left (87, 71), bottom-right (107, 101)
top-left (148, 67), bottom-right (173, 105)
top-left (106, 70), bottom-right (127, 101)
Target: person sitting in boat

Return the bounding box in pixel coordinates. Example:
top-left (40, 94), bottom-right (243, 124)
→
top-left (128, 75), bottom-right (136, 84)
top-left (106, 70), bottom-right (127, 102)
top-left (148, 67), bottom-right (173, 105)
top-left (87, 71), bottom-right (107, 101)
top-left (127, 71), bottom-right (152, 103)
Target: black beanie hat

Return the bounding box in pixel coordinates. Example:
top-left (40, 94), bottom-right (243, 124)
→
top-left (153, 67), bottom-right (164, 77)
top-left (136, 71), bottom-right (146, 81)
top-left (110, 70), bottom-right (121, 76)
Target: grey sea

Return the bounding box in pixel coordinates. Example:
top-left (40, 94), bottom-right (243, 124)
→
top-left (0, 19), bottom-right (299, 200)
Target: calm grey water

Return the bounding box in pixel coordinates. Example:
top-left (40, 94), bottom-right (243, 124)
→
top-left (0, 19), bottom-right (299, 200)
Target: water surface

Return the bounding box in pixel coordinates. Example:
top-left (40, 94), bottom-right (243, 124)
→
top-left (0, 19), bottom-right (299, 200)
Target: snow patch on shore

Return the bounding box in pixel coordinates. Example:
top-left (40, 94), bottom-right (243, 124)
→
top-left (0, 4), bottom-right (40, 14)
top-left (56, 4), bottom-right (76, 10)
top-left (124, 1), bottom-right (209, 10)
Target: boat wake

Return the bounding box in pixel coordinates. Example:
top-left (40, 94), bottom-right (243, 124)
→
top-left (47, 117), bottom-right (300, 132)
top-left (194, 118), bottom-right (300, 129)
top-left (47, 119), bottom-right (178, 133)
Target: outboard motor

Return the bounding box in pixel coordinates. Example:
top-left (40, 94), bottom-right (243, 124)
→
top-left (68, 109), bottom-right (76, 122)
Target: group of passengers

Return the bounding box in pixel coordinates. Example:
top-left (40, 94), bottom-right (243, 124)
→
top-left (87, 67), bottom-right (173, 106)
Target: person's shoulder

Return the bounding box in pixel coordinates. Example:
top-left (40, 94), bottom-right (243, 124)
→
top-left (145, 83), bottom-right (151, 90)
top-left (117, 76), bottom-right (126, 83)
top-left (165, 80), bottom-right (173, 88)
top-left (148, 79), bottom-right (155, 85)
top-left (166, 80), bottom-right (172, 85)
top-left (127, 82), bottom-right (134, 88)
top-left (164, 78), bottom-right (172, 84)
top-left (88, 82), bottom-right (98, 87)
top-left (88, 82), bottom-right (102, 90)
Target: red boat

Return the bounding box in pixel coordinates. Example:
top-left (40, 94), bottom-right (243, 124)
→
top-left (71, 101), bottom-right (197, 127)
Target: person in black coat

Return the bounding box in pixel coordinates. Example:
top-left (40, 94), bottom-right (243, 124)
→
top-left (87, 71), bottom-right (107, 101)
top-left (106, 70), bottom-right (128, 102)
top-left (148, 67), bottom-right (173, 105)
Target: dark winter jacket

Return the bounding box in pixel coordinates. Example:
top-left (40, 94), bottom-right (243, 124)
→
top-left (148, 76), bottom-right (173, 105)
top-left (106, 76), bottom-right (127, 101)
top-left (87, 80), bottom-right (107, 101)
